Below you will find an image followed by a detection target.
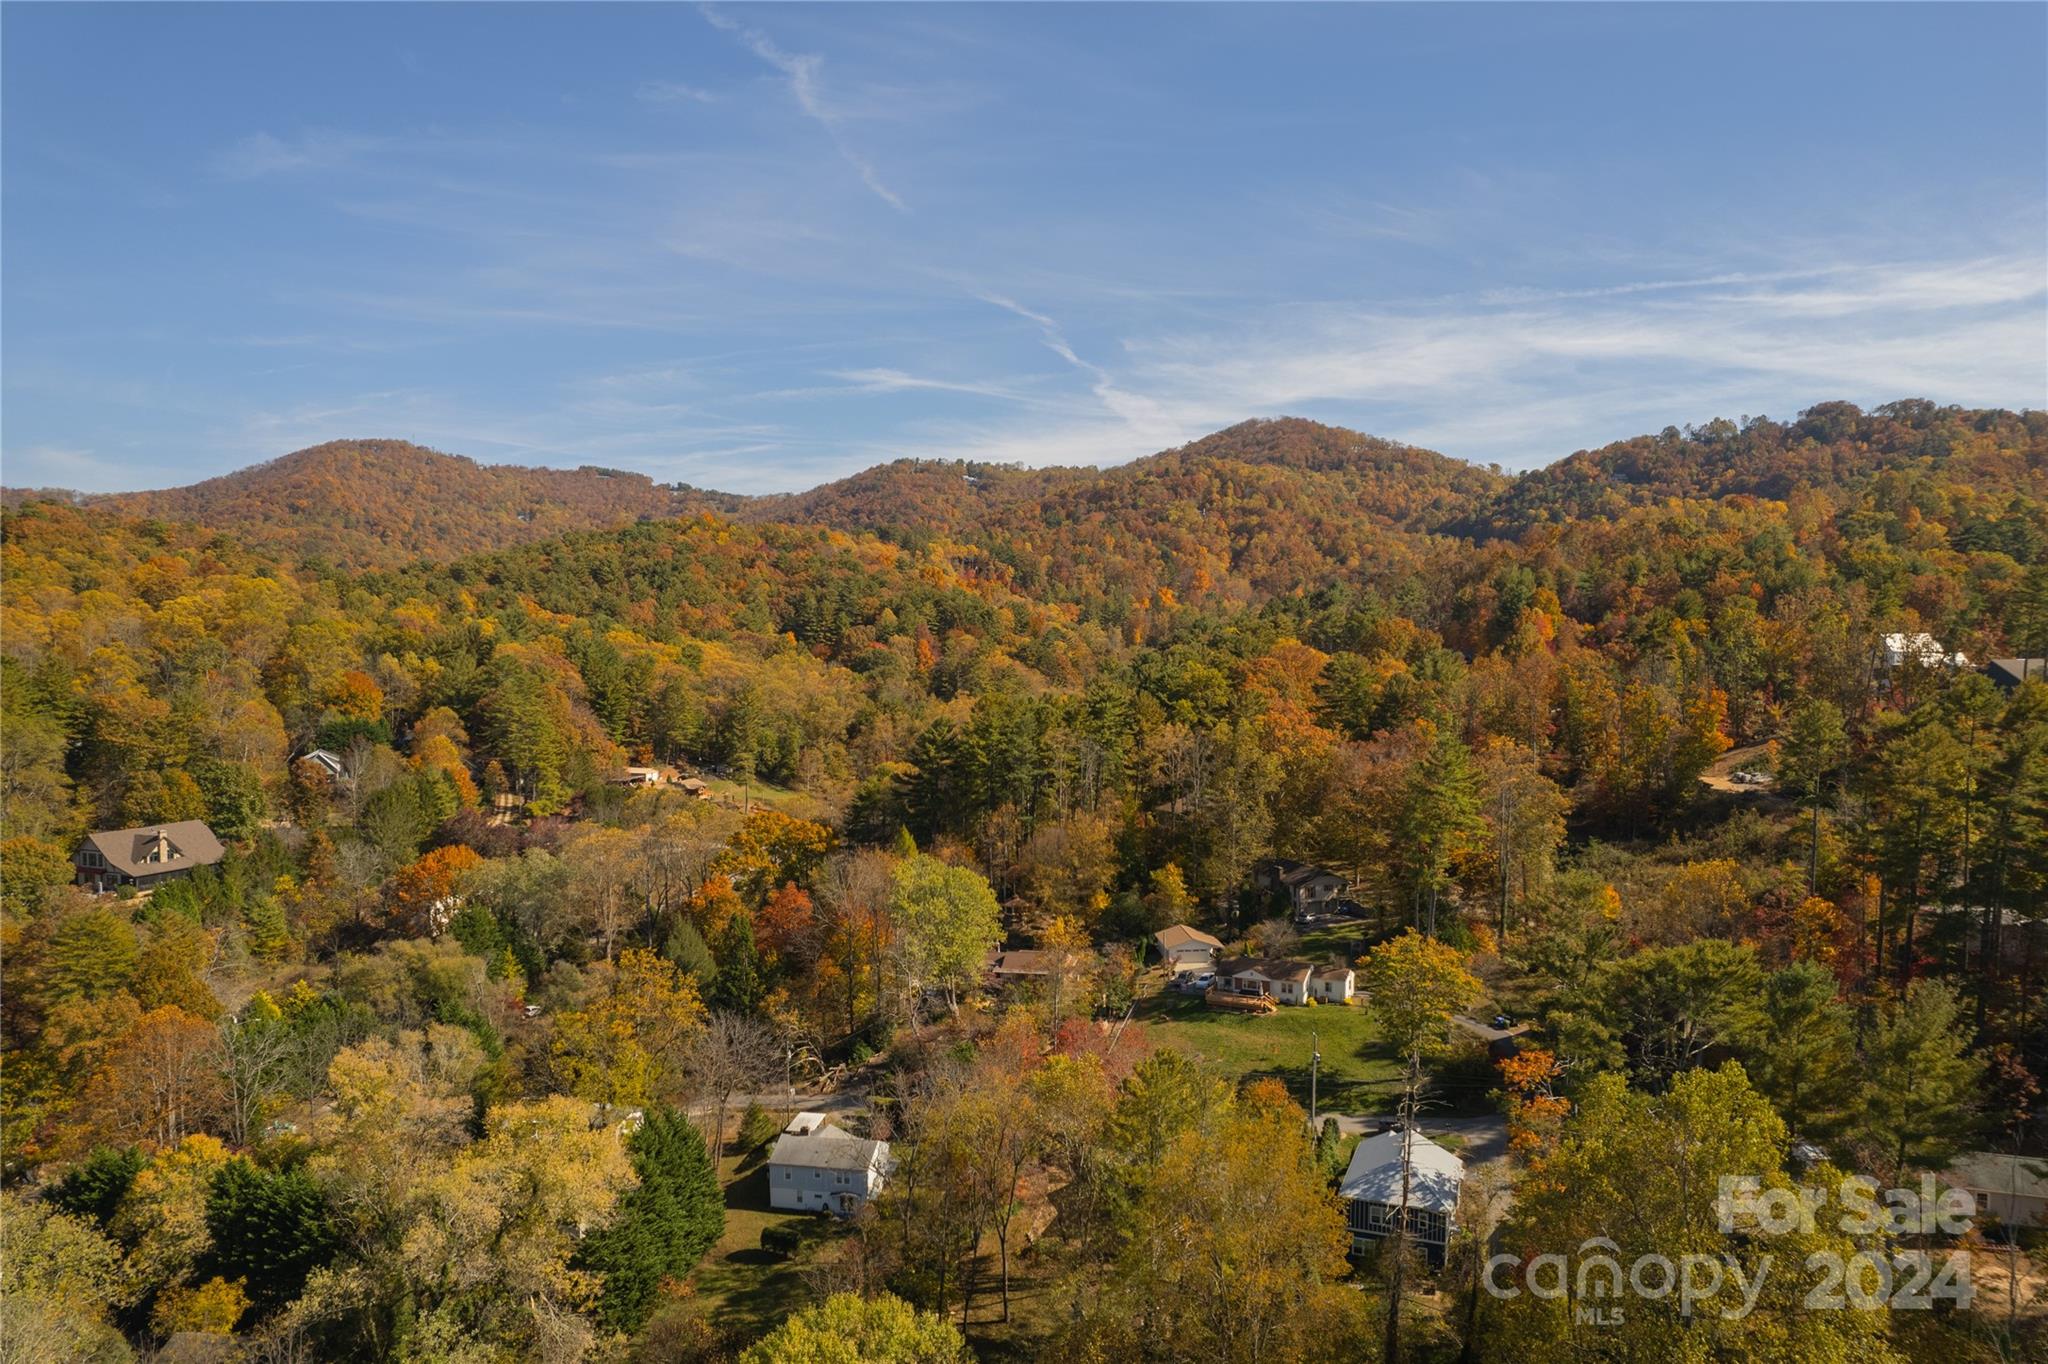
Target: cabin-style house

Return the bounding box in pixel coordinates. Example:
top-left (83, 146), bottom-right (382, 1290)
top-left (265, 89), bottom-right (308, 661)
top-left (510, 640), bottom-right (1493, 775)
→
top-left (75, 821), bottom-right (226, 894)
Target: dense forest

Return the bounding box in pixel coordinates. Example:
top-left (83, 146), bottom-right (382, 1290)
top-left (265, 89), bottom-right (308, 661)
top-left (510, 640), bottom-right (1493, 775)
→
top-left (3, 398), bottom-right (2047, 1364)
top-left (6, 439), bottom-right (742, 570)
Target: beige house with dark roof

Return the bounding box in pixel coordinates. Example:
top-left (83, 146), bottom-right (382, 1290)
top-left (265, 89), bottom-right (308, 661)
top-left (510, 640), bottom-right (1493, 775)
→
top-left (75, 821), bottom-right (225, 893)
top-left (1154, 923), bottom-right (1224, 974)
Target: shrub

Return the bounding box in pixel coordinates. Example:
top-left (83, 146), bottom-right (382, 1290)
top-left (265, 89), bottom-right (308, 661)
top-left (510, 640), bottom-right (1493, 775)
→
top-left (760, 1223), bottom-right (804, 1259)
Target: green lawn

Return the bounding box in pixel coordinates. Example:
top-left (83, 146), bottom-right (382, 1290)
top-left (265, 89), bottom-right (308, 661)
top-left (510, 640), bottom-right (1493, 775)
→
top-left (682, 1151), bottom-right (838, 1338)
top-left (696, 773), bottom-right (832, 822)
top-left (1131, 988), bottom-right (1403, 1115)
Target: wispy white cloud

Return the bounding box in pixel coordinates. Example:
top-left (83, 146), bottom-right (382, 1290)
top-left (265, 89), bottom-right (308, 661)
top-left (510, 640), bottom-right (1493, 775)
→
top-left (211, 130), bottom-right (376, 180)
top-left (1, 444), bottom-right (133, 489)
top-left (827, 368), bottom-right (1028, 400)
top-left (698, 4), bottom-right (908, 212)
top-left (977, 292), bottom-right (1189, 452)
top-left (638, 80), bottom-right (718, 106)
top-left (1125, 254), bottom-right (2047, 412)
top-left (858, 250), bottom-right (2047, 476)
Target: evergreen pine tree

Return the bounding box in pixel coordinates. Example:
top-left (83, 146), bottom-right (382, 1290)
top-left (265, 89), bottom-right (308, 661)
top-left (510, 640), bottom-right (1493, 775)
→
top-left (666, 919), bottom-right (717, 983)
top-left (1315, 1116), bottom-right (1345, 1180)
top-left (1741, 961), bottom-right (1857, 1138)
top-left (583, 1106), bottom-right (725, 1331)
top-left (49, 1146), bottom-right (146, 1228)
top-left (204, 1159), bottom-right (338, 1308)
top-left (1398, 724), bottom-right (1484, 936)
top-left (243, 894), bottom-right (290, 959)
top-left (711, 911), bottom-right (765, 1013)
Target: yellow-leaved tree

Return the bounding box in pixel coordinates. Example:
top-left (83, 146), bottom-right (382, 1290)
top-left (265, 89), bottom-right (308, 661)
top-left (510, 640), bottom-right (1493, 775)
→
top-left (550, 947), bottom-right (705, 1111)
top-left (398, 1095), bottom-right (637, 1358)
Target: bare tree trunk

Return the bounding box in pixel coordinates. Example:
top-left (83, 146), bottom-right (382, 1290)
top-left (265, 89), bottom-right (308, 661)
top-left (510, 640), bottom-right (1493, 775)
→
top-left (1384, 1053), bottom-right (1419, 1364)
top-left (998, 1223), bottom-right (1012, 1322)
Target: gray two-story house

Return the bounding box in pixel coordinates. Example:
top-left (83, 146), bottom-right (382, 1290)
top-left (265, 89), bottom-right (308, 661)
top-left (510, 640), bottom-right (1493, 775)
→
top-left (767, 1112), bottom-right (891, 1216)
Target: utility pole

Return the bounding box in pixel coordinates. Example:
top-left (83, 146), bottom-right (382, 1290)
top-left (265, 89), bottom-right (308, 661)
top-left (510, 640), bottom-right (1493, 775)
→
top-left (1309, 1029), bottom-right (1321, 1131)
top-left (1384, 1054), bottom-right (1420, 1364)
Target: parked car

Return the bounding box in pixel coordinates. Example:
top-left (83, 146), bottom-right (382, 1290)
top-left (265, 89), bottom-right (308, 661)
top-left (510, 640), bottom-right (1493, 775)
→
top-left (1182, 972), bottom-right (1215, 994)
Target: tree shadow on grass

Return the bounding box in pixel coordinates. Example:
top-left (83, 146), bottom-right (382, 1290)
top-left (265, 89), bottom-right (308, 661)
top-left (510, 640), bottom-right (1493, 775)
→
top-left (1260, 1058), bottom-right (1403, 1115)
top-left (725, 1164), bottom-right (773, 1213)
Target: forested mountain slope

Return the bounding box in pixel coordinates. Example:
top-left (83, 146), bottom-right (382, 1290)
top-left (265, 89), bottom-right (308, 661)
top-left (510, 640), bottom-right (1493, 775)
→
top-left (34, 439), bottom-right (737, 569)
top-left (1460, 400), bottom-right (2048, 537)
top-left (4, 396), bottom-right (2048, 1362)
top-left (755, 418), bottom-right (1506, 610)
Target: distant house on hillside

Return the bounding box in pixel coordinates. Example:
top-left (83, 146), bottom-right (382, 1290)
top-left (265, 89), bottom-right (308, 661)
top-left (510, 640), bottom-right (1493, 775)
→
top-left (768, 1113), bottom-right (891, 1216)
top-left (677, 776), bottom-right (712, 800)
top-left (986, 949), bottom-right (1056, 984)
top-left (1985, 658), bottom-right (2047, 692)
top-left (75, 821), bottom-right (225, 893)
top-left (1214, 957), bottom-right (1313, 1005)
top-left (1340, 1129), bottom-right (1464, 1265)
top-left (1940, 1150), bottom-right (2048, 1229)
top-left (297, 749), bottom-right (350, 784)
top-left (1255, 859), bottom-right (1350, 917)
top-left (1881, 632), bottom-right (1968, 670)
top-left (608, 766), bottom-right (670, 788)
top-left (1154, 924), bottom-right (1224, 974)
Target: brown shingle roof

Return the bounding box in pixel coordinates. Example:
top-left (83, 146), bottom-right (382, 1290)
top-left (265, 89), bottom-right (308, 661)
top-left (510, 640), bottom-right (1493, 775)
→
top-left (1218, 957), bottom-right (1313, 983)
top-left (1279, 864), bottom-right (1345, 887)
top-left (1154, 924), bottom-right (1224, 952)
top-left (80, 821), bottom-right (225, 879)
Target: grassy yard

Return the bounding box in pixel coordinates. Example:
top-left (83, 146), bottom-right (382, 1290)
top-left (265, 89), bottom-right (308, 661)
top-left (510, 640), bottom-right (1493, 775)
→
top-left (1131, 987), bottom-right (1403, 1115)
top-left (695, 773), bottom-right (832, 822)
top-left (681, 1150), bottom-right (839, 1339)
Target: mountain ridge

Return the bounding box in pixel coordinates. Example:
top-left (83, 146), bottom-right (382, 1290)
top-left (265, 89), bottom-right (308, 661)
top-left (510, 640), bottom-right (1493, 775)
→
top-left (8, 401), bottom-right (2040, 575)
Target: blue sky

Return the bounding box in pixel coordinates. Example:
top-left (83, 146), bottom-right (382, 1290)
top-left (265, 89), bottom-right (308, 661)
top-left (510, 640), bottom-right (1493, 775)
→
top-left (4, 3), bottom-right (2044, 495)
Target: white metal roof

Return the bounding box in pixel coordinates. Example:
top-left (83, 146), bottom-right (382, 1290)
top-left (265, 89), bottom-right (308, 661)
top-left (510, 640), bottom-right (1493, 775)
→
top-left (1339, 1129), bottom-right (1464, 1215)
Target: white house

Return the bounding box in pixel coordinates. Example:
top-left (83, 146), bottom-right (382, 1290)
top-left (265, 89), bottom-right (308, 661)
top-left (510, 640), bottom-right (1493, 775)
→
top-left (1941, 1150), bottom-right (2048, 1229)
top-left (1154, 924), bottom-right (1224, 974)
top-left (1340, 1129), bottom-right (1464, 1265)
top-left (1309, 964), bottom-right (1355, 1003)
top-left (1882, 632), bottom-right (1968, 670)
top-left (1214, 957), bottom-right (1313, 1005)
top-left (767, 1112), bottom-right (891, 1216)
